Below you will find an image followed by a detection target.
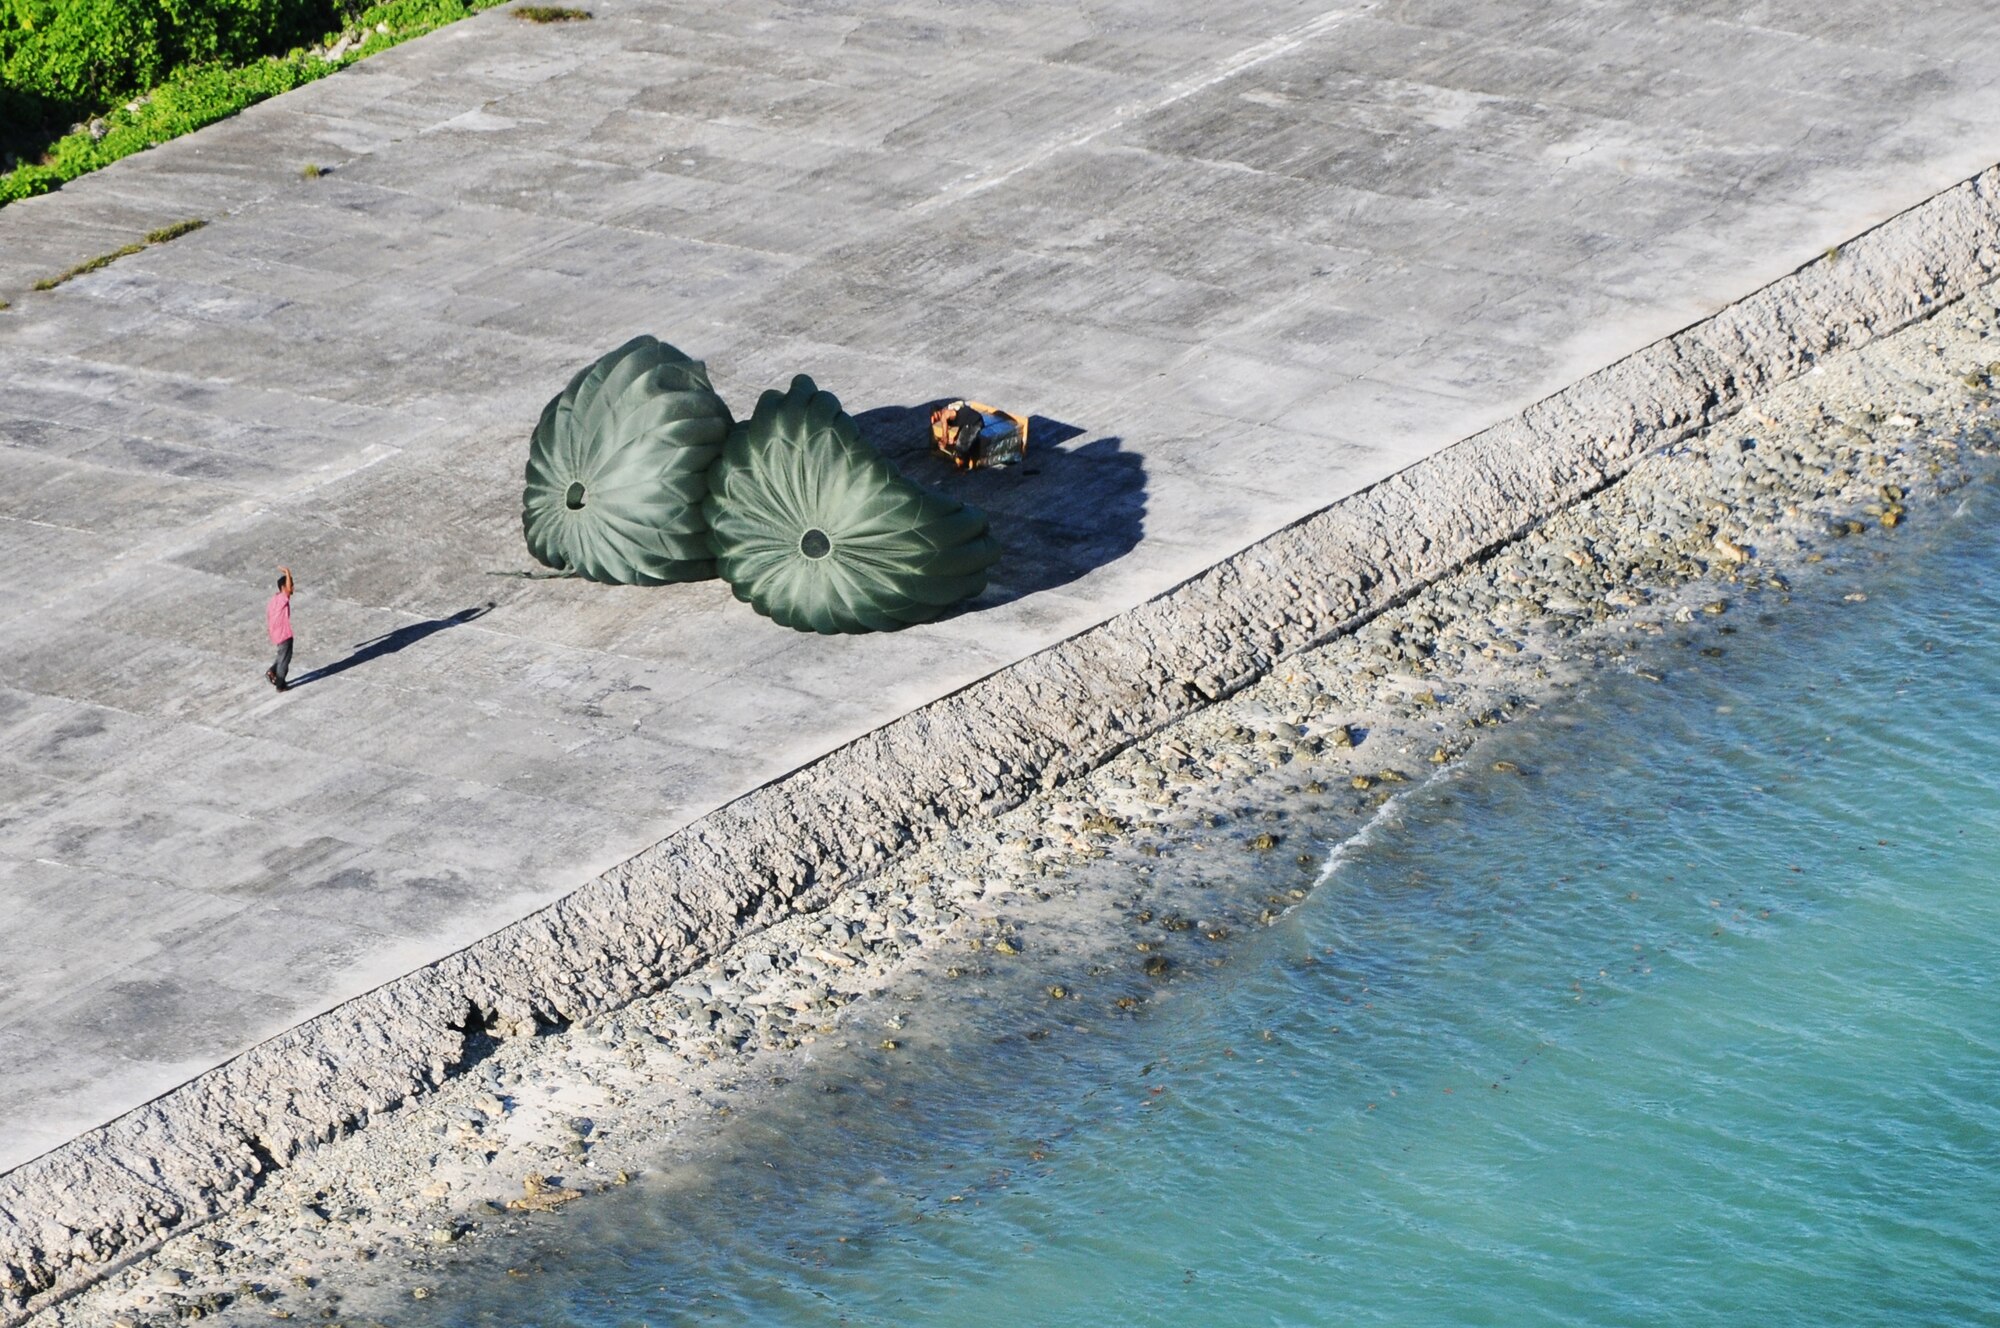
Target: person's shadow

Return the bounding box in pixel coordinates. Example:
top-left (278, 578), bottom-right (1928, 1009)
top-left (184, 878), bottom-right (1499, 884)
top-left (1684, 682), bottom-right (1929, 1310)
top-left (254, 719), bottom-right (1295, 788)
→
top-left (290, 603), bottom-right (494, 688)
top-left (851, 406), bottom-right (1146, 607)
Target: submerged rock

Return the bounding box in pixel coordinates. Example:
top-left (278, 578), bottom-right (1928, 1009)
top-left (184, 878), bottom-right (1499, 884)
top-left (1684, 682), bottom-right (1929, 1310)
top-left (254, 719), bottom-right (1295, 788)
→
top-left (505, 1175), bottom-right (584, 1213)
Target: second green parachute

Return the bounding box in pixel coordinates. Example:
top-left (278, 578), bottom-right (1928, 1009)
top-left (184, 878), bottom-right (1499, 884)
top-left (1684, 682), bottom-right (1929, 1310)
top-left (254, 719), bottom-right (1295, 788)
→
top-left (704, 375), bottom-right (1001, 634)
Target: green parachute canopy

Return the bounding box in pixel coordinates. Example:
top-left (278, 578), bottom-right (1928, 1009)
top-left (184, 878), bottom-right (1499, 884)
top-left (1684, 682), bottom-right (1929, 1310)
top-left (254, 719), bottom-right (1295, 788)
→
top-left (704, 375), bottom-right (1001, 634)
top-left (523, 336), bottom-right (734, 584)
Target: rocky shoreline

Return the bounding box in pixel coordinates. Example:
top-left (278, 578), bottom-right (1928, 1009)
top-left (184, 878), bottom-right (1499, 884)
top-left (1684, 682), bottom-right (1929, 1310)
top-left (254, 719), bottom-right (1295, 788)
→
top-left (32, 270), bottom-right (2000, 1324)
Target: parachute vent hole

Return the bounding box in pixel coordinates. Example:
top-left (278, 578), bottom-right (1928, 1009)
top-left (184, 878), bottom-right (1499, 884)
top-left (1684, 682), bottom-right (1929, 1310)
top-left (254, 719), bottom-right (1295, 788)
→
top-left (800, 528), bottom-right (832, 560)
top-left (564, 481), bottom-right (587, 511)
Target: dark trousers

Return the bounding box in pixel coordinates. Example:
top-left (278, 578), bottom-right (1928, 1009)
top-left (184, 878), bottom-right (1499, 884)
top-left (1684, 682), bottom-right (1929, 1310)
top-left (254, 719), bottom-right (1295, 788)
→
top-left (271, 636), bottom-right (293, 684)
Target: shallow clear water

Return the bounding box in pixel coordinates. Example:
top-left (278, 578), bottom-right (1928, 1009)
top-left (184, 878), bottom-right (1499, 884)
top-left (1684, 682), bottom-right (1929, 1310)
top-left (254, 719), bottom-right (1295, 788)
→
top-left (421, 473), bottom-right (1999, 1327)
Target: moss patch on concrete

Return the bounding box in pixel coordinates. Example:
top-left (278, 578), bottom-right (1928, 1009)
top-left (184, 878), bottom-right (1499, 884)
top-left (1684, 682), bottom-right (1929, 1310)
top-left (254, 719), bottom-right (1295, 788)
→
top-left (29, 215), bottom-right (204, 289)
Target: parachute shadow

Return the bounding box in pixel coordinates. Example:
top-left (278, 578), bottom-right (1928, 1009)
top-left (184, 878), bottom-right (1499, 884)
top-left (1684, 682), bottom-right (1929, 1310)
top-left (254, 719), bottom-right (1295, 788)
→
top-left (290, 602), bottom-right (495, 689)
top-left (849, 405), bottom-right (1146, 611)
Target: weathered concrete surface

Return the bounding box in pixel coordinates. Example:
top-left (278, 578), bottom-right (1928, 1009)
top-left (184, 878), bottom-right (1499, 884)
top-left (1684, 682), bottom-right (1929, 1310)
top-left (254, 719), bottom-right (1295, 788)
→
top-left (3, 0), bottom-right (2000, 1306)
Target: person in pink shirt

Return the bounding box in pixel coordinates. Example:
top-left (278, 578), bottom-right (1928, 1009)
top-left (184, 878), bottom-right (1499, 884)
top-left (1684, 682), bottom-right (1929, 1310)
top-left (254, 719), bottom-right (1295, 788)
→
top-left (265, 567), bottom-right (295, 691)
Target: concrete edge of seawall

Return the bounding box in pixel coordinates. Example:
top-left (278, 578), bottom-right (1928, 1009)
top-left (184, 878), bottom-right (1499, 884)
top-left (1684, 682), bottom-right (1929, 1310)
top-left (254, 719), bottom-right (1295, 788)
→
top-left (5, 163), bottom-right (1999, 1322)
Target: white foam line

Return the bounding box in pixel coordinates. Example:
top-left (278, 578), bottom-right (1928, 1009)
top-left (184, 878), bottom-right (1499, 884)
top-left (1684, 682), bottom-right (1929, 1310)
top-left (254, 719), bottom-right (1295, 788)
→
top-left (1306, 754), bottom-right (1489, 896)
top-left (915, 5), bottom-right (1365, 214)
top-left (1307, 783), bottom-right (1406, 892)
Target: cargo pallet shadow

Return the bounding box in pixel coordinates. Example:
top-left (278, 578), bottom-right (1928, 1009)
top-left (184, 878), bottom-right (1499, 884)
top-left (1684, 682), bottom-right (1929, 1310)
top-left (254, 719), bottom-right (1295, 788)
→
top-left (852, 406), bottom-right (1148, 610)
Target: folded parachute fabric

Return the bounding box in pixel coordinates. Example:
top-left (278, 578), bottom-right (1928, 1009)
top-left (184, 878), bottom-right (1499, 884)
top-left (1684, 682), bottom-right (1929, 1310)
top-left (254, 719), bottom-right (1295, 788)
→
top-left (704, 375), bottom-right (1002, 634)
top-left (522, 335), bottom-right (735, 584)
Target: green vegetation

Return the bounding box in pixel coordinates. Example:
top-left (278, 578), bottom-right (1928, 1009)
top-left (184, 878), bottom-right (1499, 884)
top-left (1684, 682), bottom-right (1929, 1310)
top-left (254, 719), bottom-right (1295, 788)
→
top-left (143, 215), bottom-right (202, 241)
top-left (514, 6), bottom-right (587, 20)
top-left (34, 242), bottom-right (142, 288)
top-left (299, 160), bottom-right (321, 177)
top-left (1, 0), bottom-right (511, 207)
top-left (31, 214), bottom-right (203, 288)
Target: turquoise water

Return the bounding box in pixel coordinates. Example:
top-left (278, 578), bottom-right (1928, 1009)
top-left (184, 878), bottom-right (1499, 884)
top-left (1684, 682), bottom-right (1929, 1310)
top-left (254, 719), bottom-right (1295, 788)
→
top-left (421, 472), bottom-right (1999, 1326)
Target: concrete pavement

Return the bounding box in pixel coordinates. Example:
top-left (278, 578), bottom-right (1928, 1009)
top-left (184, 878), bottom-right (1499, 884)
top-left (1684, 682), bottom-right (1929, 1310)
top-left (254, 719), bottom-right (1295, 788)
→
top-left (3, 0), bottom-right (2000, 1173)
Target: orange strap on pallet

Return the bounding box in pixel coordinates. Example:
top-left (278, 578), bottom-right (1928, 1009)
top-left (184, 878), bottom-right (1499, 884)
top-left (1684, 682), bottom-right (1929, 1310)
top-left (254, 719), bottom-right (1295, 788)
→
top-left (930, 400), bottom-right (1028, 469)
